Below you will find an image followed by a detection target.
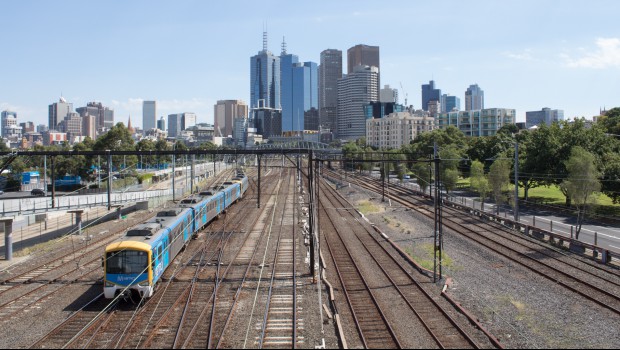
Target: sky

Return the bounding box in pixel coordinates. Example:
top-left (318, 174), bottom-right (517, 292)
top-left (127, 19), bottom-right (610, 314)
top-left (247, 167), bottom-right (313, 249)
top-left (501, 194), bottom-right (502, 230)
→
top-left (1, 0), bottom-right (619, 129)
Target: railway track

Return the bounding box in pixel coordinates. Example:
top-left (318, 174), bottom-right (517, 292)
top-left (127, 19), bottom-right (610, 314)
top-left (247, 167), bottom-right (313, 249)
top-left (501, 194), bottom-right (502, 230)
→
top-left (327, 169), bottom-right (620, 316)
top-left (321, 178), bottom-right (481, 348)
top-left (319, 176), bottom-right (483, 349)
top-left (28, 168), bottom-right (245, 349)
top-left (257, 168), bottom-right (301, 349)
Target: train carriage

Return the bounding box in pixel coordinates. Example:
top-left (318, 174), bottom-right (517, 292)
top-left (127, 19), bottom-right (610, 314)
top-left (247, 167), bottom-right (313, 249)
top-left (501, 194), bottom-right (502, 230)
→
top-left (103, 173), bottom-right (248, 300)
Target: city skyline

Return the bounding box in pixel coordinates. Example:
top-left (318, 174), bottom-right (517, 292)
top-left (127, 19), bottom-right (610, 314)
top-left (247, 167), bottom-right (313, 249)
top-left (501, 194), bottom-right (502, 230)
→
top-left (1, 1), bottom-right (619, 128)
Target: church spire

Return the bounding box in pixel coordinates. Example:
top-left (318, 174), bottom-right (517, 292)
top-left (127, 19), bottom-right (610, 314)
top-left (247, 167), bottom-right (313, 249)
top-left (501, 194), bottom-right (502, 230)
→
top-left (127, 114), bottom-right (135, 134)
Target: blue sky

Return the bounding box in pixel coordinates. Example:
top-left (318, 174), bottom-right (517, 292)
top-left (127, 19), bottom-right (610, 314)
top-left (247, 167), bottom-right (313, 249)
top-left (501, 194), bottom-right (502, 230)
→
top-left (1, 0), bottom-right (619, 128)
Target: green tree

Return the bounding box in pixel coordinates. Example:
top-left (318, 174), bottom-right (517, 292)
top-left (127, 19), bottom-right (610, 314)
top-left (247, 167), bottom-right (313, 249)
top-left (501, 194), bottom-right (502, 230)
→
top-left (601, 151), bottom-right (620, 204)
top-left (561, 147), bottom-right (601, 239)
top-left (93, 123), bottom-right (137, 171)
top-left (470, 160), bottom-right (491, 203)
top-left (411, 160), bottom-right (432, 195)
top-left (488, 159), bottom-right (511, 215)
top-left (597, 107), bottom-right (620, 135)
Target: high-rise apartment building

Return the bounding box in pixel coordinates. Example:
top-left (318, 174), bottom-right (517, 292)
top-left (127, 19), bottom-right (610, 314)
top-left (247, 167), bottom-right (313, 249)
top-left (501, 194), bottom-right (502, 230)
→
top-left (143, 101), bottom-right (157, 131)
top-left (319, 49), bottom-right (342, 132)
top-left (214, 100), bottom-right (248, 138)
top-left (347, 44), bottom-right (380, 93)
top-left (440, 94), bottom-right (461, 112)
top-left (526, 108), bottom-right (565, 128)
top-left (250, 32), bottom-right (280, 110)
top-left (437, 108), bottom-right (515, 137)
top-left (48, 97), bottom-right (73, 130)
top-left (421, 80), bottom-right (441, 112)
top-left (1, 111), bottom-right (17, 138)
top-left (337, 65), bottom-right (379, 140)
top-left (465, 84), bottom-right (484, 111)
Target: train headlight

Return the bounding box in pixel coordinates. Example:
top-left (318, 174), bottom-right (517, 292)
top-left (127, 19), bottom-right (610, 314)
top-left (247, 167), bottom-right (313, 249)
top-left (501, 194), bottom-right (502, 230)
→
top-left (105, 281), bottom-right (115, 288)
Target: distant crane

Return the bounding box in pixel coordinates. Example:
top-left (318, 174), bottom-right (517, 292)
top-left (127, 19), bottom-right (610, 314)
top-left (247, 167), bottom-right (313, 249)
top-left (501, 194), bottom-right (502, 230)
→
top-left (400, 82), bottom-right (409, 107)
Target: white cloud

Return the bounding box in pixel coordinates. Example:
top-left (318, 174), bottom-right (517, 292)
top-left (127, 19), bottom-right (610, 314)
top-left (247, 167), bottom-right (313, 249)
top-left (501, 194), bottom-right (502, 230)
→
top-left (564, 38), bottom-right (620, 69)
top-left (503, 49), bottom-right (535, 61)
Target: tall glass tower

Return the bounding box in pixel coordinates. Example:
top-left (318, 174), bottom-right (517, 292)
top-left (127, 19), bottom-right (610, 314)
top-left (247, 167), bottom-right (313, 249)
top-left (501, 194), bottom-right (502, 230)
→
top-left (421, 81), bottom-right (441, 112)
top-left (465, 84), bottom-right (484, 111)
top-left (250, 31), bottom-right (280, 110)
top-left (319, 49), bottom-right (342, 132)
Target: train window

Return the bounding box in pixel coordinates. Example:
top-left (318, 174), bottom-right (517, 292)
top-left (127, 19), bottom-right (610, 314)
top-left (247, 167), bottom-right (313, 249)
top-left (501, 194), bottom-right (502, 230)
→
top-left (106, 250), bottom-right (148, 275)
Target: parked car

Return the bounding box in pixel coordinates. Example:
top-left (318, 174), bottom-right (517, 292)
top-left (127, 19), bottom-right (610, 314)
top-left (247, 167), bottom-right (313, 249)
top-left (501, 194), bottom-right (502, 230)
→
top-left (0, 190), bottom-right (4, 195)
top-left (31, 188), bottom-right (45, 197)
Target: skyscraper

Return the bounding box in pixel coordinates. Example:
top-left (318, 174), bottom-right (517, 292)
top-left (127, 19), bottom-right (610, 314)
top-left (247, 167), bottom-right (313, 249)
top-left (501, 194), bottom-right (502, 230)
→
top-left (440, 94), bottom-right (461, 112)
top-left (250, 32), bottom-right (280, 110)
top-left (279, 39), bottom-right (318, 132)
top-left (319, 49), bottom-right (342, 131)
top-left (347, 44), bottom-right (380, 93)
top-left (1, 111), bottom-right (17, 138)
top-left (76, 102), bottom-right (114, 133)
top-left (157, 116), bottom-right (166, 131)
top-left (214, 100), bottom-right (248, 137)
top-left (167, 113), bottom-right (196, 138)
top-left (465, 84), bottom-right (484, 111)
top-left (280, 43), bottom-right (300, 131)
top-left (421, 81), bottom-right (441, 112)
top-left (143, 101), bottom-right (157, 131)
top-left (337, 65), bottom-right (379, 140)
top-left (380, 85), bottom-right (399, 103)
top-left (48, 97), bottom-right (72, 130)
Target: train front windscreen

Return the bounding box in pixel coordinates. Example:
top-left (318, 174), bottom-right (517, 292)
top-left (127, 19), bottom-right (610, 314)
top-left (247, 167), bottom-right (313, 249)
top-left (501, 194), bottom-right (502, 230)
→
top-left (106, 250), bottom-right (148, 276)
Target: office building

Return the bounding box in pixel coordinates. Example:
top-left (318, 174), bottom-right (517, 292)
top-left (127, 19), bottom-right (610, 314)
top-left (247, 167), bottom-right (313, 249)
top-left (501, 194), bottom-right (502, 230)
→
top-left (48, 97), bottom-right (73, 130)
top-left (250, 31), bottom-right (280, 109)
top-left (1, 111), bottom-right (18, 138)
top-left (42, 131), bottom-right (67, 146)
top-left (364, 102), bottom-right (404, 119)
top-left (20, 122), bottom-right (35, 134)
top-left (465, 84), bottom-right (484, 111)
top-left (380, 85), bottom-right (398, 103)
top-left (440, 94), bottom-right (460, 113)
top-left (82, 115), bottom-right (97, 140)
top-left (367, 110), bottom-right (435, 149)
top-left (76, 102), bottom-right (114, 132)
top-left (61, 112), bottom-right (83, 139)
top-left (253, 104), bottom-right (282, 139)
top-left (421, 80), bottom-right (441, 112)
top-left (214, 100), bottom-right (248, 137)
top-left (347, 44), bottom-right (380, 92)
top-left (234, 117), bottom-right (248, 148)
top-left (143, 101), bottom-right (157, 131)
top-left (157, 117), bottom-right (166, 131)
top-left (337, 65), bottom-right (379, 140)
top-left (437, 108), bottom-right (516, 137)
top-left (319, 49), bottom-right (342, 132)
top-left (37, 125), bottom-right (48, 133)
top-left (526, 108), bottom-right (565, 128)
top-left (167, 112), bottom-right (196, 138)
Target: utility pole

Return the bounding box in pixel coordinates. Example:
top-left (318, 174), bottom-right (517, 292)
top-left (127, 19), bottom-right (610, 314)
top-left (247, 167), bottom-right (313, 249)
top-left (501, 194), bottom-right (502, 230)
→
top-left (107, 153), bottom-right (112, 210)
top-left (514, 142), bottom-right (519, 222)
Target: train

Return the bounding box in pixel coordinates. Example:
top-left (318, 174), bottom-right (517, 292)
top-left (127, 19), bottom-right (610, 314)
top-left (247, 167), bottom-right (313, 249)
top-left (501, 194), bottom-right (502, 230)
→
top-left (103, 170), bottom-right (249, 299)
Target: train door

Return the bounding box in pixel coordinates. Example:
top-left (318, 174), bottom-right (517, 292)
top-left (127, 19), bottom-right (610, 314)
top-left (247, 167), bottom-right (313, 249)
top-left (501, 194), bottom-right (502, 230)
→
top-left (183, 214), bottom-right (190, 241)
top-left (152, 243), bottom-right (164, 281)
top-left (202, 203), bottom-right (208, 227)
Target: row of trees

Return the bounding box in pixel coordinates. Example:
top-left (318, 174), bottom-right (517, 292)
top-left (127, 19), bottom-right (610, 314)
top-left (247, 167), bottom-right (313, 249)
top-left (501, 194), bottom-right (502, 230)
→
top-left (0, 123), bottom-right (218, 184)
top-left (342, 108), bottom-right (620, 239)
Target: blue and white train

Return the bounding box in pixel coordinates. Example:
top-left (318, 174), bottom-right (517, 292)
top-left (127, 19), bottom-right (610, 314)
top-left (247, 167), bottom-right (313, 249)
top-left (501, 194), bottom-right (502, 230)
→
top-left (103, 171), bottom-right (249, 299)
